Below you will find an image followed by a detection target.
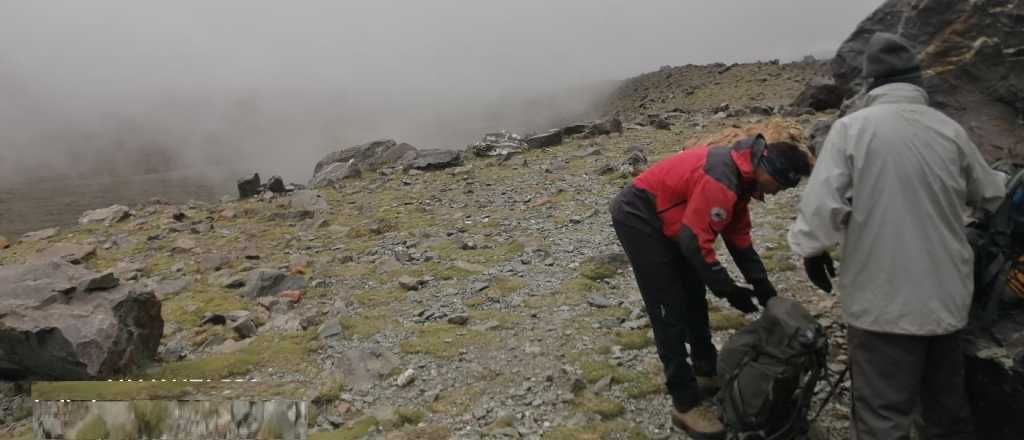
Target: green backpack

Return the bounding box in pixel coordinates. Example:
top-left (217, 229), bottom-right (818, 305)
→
top-left (715, 297), bottom-right (829, 440)
top-left (968, 160), bottom-right (1024, 326)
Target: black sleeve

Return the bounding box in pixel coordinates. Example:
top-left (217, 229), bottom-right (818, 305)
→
top-left (726, 243), bottom-right (769, 285)
top-left (678, 226), bottom-right (737, 297)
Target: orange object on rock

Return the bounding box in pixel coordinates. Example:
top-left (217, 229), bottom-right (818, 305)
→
top-left (279, 290), bottom-right (303, 303)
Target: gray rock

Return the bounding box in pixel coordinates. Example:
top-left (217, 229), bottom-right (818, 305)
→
top-left (230, 318), bottom-right (258, 339)
top-left (239, 269), bottom-right (306, 299)
top-left (524, 129), bottom-right (564, 149)
top-left (398, 276), bottom-right (428, 291)
top-left (309, 161), bottom-right (362, 188)
top-left (314, 139), bottom-right (417, 176)
top-left (447, 314), bottom-right (470, 326)
top-left (336, 348), bottom-right (400, 392)
top-left (265, 175), bottom-right (287, 194)
top-left (153, 277), bottom-right (191, 300)
top-left (318, 320), bottom-right (343, 341)
top-left (587, 297), bottom-right (614, 309)
top-left (408, 149), bottom-right (464, 171)
top-left (81, 272), bottom-right (119, 291)
top-left (395, 369), bottom-right (416, 387)
top-left (561, 123), bottom-right (589, 137)
top-left (582, 117), bottom-right (623, 138)
top-left (78, 205), bottom-right (132, 226)
top-left (618, 151), bottom-right (648, 177)
top-left (29, 243), bottom-right (96, 265)
top-left (808, 118), bottom-right (836, 157)
top-left (286, 190), bottom-right (329, 213)
top-left (832, 0), bottom-right (1024, 159)
top-left (573, 147), bottom-right (602, 158)
top-left (792, 78), bottom-right (843, 111)
top-left (0, 260), bottom-right (163, 379)
top-left (199, 254), bottom-right (232, 273)
top-left (237, 173), bottom-right (261, 199)
top-left (964, 310), bottom-right (1024, 439)
top-left (469, 131), bottom-right (528, 157)
top-left (21, 227), bottom-right (59, 242)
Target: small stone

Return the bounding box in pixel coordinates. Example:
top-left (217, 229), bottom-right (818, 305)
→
top-left (587, 297), bottom-right (614, 309)
top-left (398, 276), bottom-right (426, 291)
top-left (592, 375), bottom-right (613, 393)
top-left (318, 320), bottom-right (343, 341)
top-left (395, 369), bottom-right (416, 387)
top-left (447, 314), bottom-right (470, 326)
top-left (0, 236), bottom-right (9, 249)
top-left (172, 238), bottom-right (197, 253)
top-left (231, 318), bottom-right (258, 339)
top-left (81, 272), bottom-right (119, 291)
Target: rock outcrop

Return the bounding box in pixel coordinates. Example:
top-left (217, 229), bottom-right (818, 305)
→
top-left (78, 205), bottom-right (132, 226)
top-left (312, 139), bottom-right (417, 178)
top-left (406, 150), bottom-right (464, 171)
top-left (0, 261), bottom-right (163, 379)
top-left (791, 78), bottom-right (843, 112)
top-left (832, 0), bottom-right (1024, 158)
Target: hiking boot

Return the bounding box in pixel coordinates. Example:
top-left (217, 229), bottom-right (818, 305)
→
top-left (697, 375), bottom-right (722, 398)
top-left (671, 402), bottom-right (725, 440)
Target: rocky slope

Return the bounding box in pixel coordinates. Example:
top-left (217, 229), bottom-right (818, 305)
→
top-left (0, 80), bottom-right (854, 439)
top-left (601, 60), bottom-right (831, 120)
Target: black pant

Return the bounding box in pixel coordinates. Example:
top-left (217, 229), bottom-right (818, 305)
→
top-left (848, 326), bottom-right (975, 440)
top-left (610, 185), bottom-right (717, 411)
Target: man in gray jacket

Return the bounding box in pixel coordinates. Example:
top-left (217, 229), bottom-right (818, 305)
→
top-left (788, 33), bottom-right (1006, 439)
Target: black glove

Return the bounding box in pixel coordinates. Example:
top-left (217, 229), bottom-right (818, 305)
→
top-left (751, 279), bottom-right (777, 307)
top-left (725, 286), bottom-right (759, 314)
top-left (804, 253), bottom-right (837, 293)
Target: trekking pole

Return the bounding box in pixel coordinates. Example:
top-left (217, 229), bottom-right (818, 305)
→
top-left (810, 363), bottom-right (850, 422)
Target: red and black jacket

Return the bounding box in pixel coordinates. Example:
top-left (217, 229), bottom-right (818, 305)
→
top-left (632, 135), bottom-right (770, 295)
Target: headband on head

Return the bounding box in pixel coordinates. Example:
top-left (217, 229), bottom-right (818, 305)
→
top-left (760, 151), bottom-right (802, 189)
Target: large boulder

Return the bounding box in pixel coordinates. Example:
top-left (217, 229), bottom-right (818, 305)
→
top-left (407, 149), bottom-right (463, 171)
top-left (237, 173), bottom-right (262, 199)
top-left (78, 205), bottom-right (132, 226)
top-left (791, 78), bottom-right (843, 112)
top-left (469, 131), bottom-right (528, 157)
top-left (308, 161), bottom-right (361, 188)
top-left (312, 139), bottom-right (417, 176)
top-left (524, 129), bottom-right (564, 149)
top-left (239, 269), bottom-right (307, 299)
top-left (832, 0), bottom-right (1024, 158)
top-left (964, 310), bottom-right (1024, 440)
top-left (582, 117), bottom-right (624, 138)
top-left (0, 261), bottom-right (163, 379)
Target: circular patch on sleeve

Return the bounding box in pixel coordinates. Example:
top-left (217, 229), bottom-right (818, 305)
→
top-left (710, 207), bottom-right (727, 223)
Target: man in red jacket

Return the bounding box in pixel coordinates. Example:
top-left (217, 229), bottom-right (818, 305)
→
top-left (609, 135), bottom-right (812, 439)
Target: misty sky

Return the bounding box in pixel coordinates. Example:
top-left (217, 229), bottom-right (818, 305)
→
top-left (0, 1), bottom-right (885, 183)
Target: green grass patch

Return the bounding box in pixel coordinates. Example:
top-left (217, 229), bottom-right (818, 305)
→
top-left (144, 331), bottom-right (313, 380)
top-left (396, 408), bottom-right (426, 426)
top-left (612, 330), bottom-right (653, 350)
top-left (161, 284), bottom-right (255, 329)
top-left (573, 393), bottom-right (625, 420)
top-left (340, 315), bottom-right (391, 339)
top-left (490, 276), bottom-right (528, 295)
top-left (578, 361), bottom-right (630, 384)
top-left (710, 310), bottom-right (750, 331)
top-left (400, 324), bottom-right (497, 359)
top-left (309, 416), bottom-right (379, 440)
top-left (622, 371), bottom-right (665, 399)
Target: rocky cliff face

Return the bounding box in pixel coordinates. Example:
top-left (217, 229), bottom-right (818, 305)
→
top-left (833, 0), bottom-right (1024, 159)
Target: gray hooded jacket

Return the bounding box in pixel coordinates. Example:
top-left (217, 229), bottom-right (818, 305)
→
top-left (788, 83), bottom-right (1006, 335)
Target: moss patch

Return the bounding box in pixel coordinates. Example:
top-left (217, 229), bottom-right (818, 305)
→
top-left (309, 416), bottom-right (379, 440)
top-left (340, 315), bottom-right (390, 339)
top-left (710, 310), bottom-right (750, 331)
top-left (145, 331), bottom-right (313, 380)
top-left (161, 285), bottom-right (255, 329)
top-left (32, 381), bottom-right (193, 401)
top-left (612, 330), bottom-right (653, 350)
top-left (352, 288), bottom-right (406, 308)
top-left (400, 324), bottom-right (496, 359)
top-left (573, 393), bottom-right (625, 420)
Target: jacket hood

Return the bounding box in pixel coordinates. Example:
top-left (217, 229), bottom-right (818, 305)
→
top-left (864, 82), bottom-right (929, 108)
top-left (728, 135), bottom-right (765, 195)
